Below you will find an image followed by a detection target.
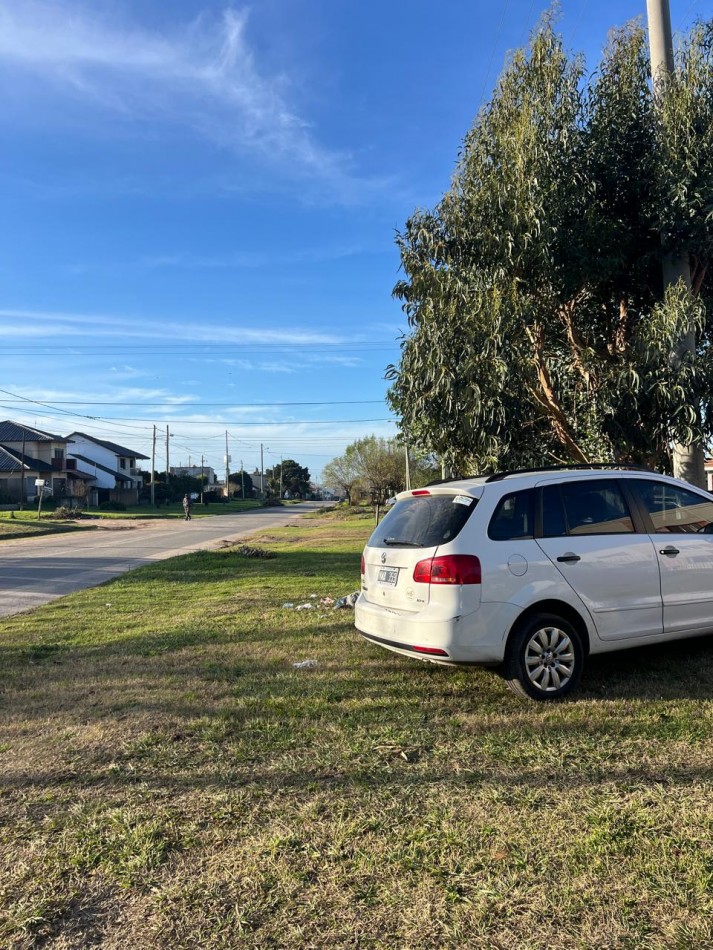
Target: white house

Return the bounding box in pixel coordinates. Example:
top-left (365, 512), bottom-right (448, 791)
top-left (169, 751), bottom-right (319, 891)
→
top-left (66, 432), bottom-right (149, 506)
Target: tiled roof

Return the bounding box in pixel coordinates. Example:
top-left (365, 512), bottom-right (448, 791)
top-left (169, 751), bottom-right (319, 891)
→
top-left (67, 432), bottom-right (149, 460)
top-left (69, 454), bottom-right (134, 483)
top-left (0, 421), bottom-right (69, 443)
top-left (0, 445), bottom-right (54, 473)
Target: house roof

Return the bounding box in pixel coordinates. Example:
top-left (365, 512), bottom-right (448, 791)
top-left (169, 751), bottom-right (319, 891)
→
top-left (0, 445), bottom-right (54, 473)
top-left (67, 432), bottom-right (149, 460)
top-left (0, 421), bottom-right (70, 443)
top-left (69, 454), bottom-right (134, 483)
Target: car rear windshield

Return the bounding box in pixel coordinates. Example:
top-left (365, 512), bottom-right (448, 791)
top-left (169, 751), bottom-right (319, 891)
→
top-left (367, 494), bottom-right (478, 549)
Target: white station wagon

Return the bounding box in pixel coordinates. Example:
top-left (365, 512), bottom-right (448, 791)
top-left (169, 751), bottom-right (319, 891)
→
top-left (355, 465), bottom-right (713, 700)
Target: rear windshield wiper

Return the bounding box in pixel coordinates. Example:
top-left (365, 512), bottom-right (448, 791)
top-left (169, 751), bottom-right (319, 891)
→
top-left (383, 538), bottom-right (423, 547)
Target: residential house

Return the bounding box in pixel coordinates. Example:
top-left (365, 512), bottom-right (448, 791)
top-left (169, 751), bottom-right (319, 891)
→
top-left (66, 432), bottom-right (149, 506)
top-left (251, 469), bottom-right (268, 498)
top-left (0, 421), bottom-right (93, 505)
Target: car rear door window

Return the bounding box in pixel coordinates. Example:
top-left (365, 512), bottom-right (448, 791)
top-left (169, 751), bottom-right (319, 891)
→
top-left (541, 485), bottom-right (567, 537)
top-left (560, 479), bottom-right (634, 535)
top-left (368, 494), bottom-right (477, 548)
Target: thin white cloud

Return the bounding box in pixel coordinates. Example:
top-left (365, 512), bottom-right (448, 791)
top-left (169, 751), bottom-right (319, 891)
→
top-left (62, 243), bottom-right (369, 275)
top-left (0, 1), bottom-right (382, 200)
top-left (0, 308), bottom-right (343, 346)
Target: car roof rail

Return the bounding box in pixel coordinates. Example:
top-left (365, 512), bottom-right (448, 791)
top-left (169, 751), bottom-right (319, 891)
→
top-left (484, 463), bottom-right (653, 483)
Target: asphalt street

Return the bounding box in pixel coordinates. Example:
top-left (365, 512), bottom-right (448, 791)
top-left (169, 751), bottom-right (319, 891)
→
top-left (0, 502), bottom-right (328, 618)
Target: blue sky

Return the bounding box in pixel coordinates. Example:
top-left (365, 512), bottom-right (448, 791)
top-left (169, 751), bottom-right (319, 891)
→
top-left (0, 0), bottom-right (706, 481)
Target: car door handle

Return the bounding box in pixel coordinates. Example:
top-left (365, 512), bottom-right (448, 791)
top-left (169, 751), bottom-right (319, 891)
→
top-left (659, 546), bottom-right (680, 557)
top-left (557, 553), bottom-right (581, 563)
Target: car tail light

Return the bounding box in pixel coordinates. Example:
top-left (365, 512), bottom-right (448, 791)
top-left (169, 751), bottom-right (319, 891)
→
top-left (361, 554), bottom-right (365, 575)
top-left (413, 555), bottom-right (481, 585)
top-left (411, 489), bottom-right (430, 496)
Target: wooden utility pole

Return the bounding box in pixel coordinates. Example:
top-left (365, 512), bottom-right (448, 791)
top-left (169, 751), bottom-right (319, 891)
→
top-left (646, 0), bottom-right (705, 487)
top-left (200, 454), bottom-right (204, 504)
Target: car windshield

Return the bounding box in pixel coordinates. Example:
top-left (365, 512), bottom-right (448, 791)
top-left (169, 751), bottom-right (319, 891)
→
top-left (367, 494), bottom-right (477, 549)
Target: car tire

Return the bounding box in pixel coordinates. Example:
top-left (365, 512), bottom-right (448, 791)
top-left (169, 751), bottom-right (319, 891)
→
top-left (504, 612), bottom-right (584, 701)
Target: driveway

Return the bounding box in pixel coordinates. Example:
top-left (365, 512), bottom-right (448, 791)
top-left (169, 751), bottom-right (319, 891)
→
top-left (0, 502), bottom-right (328, 618)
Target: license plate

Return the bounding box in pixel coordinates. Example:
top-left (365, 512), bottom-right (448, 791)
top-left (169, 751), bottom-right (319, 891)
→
top-left (378, 567), bottom-right (399, 586)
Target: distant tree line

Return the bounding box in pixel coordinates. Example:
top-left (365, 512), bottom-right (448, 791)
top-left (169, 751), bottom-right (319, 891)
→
top-left (322, 435), bottom-right (439, 504)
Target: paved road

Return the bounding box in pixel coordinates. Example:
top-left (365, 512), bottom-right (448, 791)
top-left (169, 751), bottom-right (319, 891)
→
top-left (0, 503), bottom-right (329, 618)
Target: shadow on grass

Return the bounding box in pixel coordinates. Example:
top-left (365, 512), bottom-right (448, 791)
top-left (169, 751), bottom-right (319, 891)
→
top-left (580, 634), bottom-right (713, 700)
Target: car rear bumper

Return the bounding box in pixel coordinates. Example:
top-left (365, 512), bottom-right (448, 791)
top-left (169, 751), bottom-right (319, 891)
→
top-left (355, 594), bottom-right (515, 664)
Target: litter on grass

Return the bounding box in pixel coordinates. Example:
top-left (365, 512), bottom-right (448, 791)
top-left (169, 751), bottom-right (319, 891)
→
top-left (282, 591), bottom-right (359, 610)
top-left (292, 659), bottom-right (318, 669)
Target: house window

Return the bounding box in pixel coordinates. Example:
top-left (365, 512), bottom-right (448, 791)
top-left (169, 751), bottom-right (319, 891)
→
top-left (120, 459), bottom-right (127, 469)
top-left (54, 448), bottom-right (64, 461)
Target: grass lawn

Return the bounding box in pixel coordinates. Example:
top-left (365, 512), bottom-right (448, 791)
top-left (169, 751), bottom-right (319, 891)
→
top-left (0, 500), bottom-right (264, 541)
top-left (0, 518), bottom-right (87, 541)
top-left (1, 509), bottom-right (713, 948)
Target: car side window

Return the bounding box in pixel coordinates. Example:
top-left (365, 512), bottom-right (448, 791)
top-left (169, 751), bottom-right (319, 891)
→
top-left (488, 489), bottom-right (535, 540)
top-left (559, 479), bottom-right (635, 535)
top-left (630, 479), bottom-right (713, 533)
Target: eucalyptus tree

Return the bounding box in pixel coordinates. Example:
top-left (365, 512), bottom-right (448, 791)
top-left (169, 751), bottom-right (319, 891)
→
top-left (388, 17), bottom-right (713, 476)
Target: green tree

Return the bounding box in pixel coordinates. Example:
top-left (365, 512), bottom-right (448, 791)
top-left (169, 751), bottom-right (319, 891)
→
top-left (387, 16), bottom-right (713, 476)
top-left (229, 469), bottom-right (254, 498)
top-left (324, 436), bottom-right (409, 503)
top-left (266, 459), bottom-right (310, 498)
top-left (322, 452), bottom-right (361, 503)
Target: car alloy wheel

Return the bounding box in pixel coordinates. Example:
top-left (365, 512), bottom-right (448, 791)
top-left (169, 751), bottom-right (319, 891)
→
top-left (504, 612), bottom-right (584, 701)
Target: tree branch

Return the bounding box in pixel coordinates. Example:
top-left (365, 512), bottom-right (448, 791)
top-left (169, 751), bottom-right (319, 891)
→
top-left (557, 294), bottom-right (595, 387)
top-left (691, 255), bottom-right (709, 298)
top-left (525, 323), bottom-right (589, 463)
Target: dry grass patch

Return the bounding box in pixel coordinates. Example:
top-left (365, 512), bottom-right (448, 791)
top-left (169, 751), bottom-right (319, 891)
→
top-left (1, 512), bottom-right (713, 948)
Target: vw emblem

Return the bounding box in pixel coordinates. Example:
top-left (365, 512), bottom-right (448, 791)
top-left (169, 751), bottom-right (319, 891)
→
top-left (380, 552), bottom-right (387, 564)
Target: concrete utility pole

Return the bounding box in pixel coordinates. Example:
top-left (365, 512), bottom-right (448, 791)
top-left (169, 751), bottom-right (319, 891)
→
top-left (224, 431), bottom-right (230, 500)
top-left (646, 0), bottom-right (705, 487)
top-left (240, 459), bottom-right (245, 500)
top-left (150, 425), bottom-right (156, 507)
top-left (260, 443), bottom-right (264, 498)
top-left (20, 431), bottom-right (26, 510)
top-left (165, 425), bottom-right (170, 497)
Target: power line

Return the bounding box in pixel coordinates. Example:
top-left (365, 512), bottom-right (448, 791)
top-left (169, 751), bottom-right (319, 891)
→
top-left (0, 342), bottom-right (396, 355)
top-left (0, 399), bottom-right (386, 407)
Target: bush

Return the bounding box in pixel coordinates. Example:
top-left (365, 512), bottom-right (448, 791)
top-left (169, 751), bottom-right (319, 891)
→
top-left (51, 506), bottom-right (80, 520)
top-left (262, 497), bottom-right (284, 507)
top-left (99, 501), bottom-right (127, 512)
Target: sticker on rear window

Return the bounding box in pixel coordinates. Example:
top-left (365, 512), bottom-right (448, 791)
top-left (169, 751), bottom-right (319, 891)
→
top-left (453, 495), bottom-right (473, 507)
